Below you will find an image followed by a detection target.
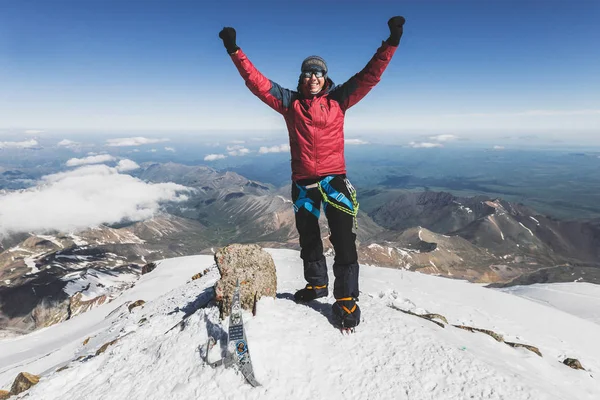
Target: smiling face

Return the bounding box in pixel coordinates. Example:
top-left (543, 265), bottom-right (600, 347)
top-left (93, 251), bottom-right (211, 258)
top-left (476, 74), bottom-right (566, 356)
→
top-left (301, 70), bottom-right (326, 95)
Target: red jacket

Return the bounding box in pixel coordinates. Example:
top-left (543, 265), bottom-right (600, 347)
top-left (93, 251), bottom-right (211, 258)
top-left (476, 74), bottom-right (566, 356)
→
top-left (230, 42), bottom-right (397, 181)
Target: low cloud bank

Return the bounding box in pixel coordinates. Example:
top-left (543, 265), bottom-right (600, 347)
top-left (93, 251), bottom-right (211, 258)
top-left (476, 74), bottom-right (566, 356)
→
top-left (259, 144), bottom-right (289, 154)
top-left (409, 142), bottom-right (443, 148)
top-left (0, 139), bottom-right (39, 149)
top-left (0, 165), bottom-right (192, 235)
top-left (66, 154), bottom-right (116, 167)
top-left (106, 137), bottom-right (169, 147)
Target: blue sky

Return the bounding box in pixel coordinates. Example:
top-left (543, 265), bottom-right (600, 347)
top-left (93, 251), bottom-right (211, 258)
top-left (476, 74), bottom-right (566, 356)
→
top-left (1, 0), bottom-right (599, 137)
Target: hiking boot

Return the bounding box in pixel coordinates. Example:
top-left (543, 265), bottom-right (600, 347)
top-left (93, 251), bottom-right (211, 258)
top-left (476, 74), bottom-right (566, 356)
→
top-left (294, 284), bottom-right (328, 303)
top-left (332, 297), bottom-right (361, 328)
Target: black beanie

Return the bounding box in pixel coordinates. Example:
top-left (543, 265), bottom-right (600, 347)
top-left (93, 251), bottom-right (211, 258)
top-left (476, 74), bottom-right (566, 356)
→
top-left (301, 56), bottom-right (328, 75)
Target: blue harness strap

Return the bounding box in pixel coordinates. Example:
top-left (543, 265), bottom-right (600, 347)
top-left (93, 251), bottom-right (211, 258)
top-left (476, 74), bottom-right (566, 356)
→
top-left (318, 175), bottom-right (354, 212)
top-left (294, 182), bottom-right (320, 219)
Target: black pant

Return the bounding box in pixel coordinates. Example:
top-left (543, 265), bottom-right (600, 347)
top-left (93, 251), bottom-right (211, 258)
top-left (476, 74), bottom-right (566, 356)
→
top-left (291, 175), bottom-right (360, 299)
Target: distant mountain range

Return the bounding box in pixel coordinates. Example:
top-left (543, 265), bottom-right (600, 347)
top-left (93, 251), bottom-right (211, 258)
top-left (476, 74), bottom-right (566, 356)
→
top-left (362, 191), bottom-right (600, 285)
top-left (1, 162), bottom-right (599, 334)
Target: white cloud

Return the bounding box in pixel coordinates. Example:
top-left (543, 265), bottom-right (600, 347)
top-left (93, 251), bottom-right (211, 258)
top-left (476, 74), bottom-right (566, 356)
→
top-left (66, 154), bottom-right (116, 167)
top-left (493, 145), bottom-right (505, 150)
top-left (204, 154), bottom-right (226, 161)
top-left (165, 147), bottom-right (176, 152)
top-left (116, 159), bottom-right (140, 172)
top-left (408, 142), bottom-right (443, 148)
top-left (57, 139), bottom-right (81, 148)
top-left (106, 137), bottom-right (169, 147)
top-left (228, 149), bottom-right (250, 156)
top-left (227, 145), bottom-right (250, 156)
top-left (0, 165), bottom-right (192, 235)
top-left (0, 139), bottom-right (39, 149)
top-left (229, 140), bottom-right (245, 144)
top-left (149, 149), bottom-right (157, 153)
top-left (24, 130), bottom-right (44, 135)
top-left (259, 144), bottom-right (290, 154)
top-left (429, 134), bottom-right (458, 142)
top-left (345, 139), bottom-right (369, 145)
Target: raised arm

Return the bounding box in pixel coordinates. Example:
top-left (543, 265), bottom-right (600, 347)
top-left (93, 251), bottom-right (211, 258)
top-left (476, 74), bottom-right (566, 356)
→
top-left (330, 16), bottom-right (405, 111)
top-left (219, 27), bottom-right (295, 115)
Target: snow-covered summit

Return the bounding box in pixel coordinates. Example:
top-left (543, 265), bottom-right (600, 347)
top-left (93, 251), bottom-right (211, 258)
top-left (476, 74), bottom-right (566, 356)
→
top-left (1, 249), bottom-right (599, 399)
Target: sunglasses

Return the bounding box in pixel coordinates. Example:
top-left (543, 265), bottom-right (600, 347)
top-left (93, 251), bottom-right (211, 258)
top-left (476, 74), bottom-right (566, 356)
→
top-left (301, 70), bottom-right (325, 79)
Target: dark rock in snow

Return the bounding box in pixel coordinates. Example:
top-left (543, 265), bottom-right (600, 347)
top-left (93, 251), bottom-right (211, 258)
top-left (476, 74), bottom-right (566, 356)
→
top-left (563, 358), bottom-right (585, 370)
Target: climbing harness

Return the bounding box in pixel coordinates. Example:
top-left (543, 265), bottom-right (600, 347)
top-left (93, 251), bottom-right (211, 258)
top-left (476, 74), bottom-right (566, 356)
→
top-left (293, 175), bottom-right (360, 228)
top-left (293, 182), bottom-right (321, 219)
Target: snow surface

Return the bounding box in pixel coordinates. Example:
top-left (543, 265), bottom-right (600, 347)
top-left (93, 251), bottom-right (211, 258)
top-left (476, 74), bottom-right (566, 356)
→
top-left (68, 233), bottom-right (87, 246)
top-left (498, 282), bottom-right (600, 324)
top-left (518, 222), bottom-right (534, 236)
top-left (1, 249), bottom-right (599, 399)
top-left (276, 195), bottom-right (292, 204)
top-left (24, 255), bottom-right (40, 274)
top-left (37, 235), bottom-right (65, 249)
top-left (62, 268), bottom-right (139, 301)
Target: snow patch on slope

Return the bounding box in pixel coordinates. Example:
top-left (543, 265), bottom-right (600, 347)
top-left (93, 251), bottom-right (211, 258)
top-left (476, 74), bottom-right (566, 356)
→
top-left (62, 268), bottom-right (139, 301)
top-left (498, 282), bottom-right (600, 324)
top-left (37, 235), bottom-right (65, 249)
top-left (519, 222), bottom-right (534, 236)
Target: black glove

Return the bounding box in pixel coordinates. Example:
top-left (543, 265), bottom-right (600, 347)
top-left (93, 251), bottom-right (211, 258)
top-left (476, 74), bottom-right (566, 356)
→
top-left (386, 16), bottom-right (405, 46)
top-left (219, 27), bottom-right (239, 54)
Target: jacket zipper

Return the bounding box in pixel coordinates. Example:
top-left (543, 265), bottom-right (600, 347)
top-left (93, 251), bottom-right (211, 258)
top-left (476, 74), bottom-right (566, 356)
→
top-left (316, 102), bottom-right (326, 176)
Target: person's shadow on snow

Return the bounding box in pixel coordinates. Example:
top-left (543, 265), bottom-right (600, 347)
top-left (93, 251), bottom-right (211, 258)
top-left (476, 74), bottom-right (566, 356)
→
top-left (169, 286), bottom-right (215, 317)
top-left (164, 287), bottom-right (215, 334)
top-left (276, 292), bottom-right (339, 328)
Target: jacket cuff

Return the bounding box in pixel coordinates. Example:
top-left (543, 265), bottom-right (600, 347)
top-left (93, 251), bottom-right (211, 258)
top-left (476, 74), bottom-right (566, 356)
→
top-left (385, 37), bottom-right (400, 47)
top-left (229, 48), bottom-right (240, 56)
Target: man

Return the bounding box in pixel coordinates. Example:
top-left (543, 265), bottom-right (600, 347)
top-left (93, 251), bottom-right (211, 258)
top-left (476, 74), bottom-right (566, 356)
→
top-left (219, 16), bottom-right (405, 329)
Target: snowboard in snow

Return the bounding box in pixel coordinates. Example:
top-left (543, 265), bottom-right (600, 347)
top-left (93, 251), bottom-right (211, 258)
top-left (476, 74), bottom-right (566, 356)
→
top-left (226, 279), bottom-right (261, 387)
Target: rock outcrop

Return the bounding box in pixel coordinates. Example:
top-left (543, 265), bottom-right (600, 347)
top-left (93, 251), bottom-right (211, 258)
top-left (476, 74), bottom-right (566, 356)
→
top-left (213, 244), bottom-right (277, 318)
top-left (95, 338), bottom-right (120, 356)
top-left (389, 304), bottom-right (545, 358)
top-left (9, 372), bottom-right (40, 397)
top-left (563, 358), bottom-right (585, 370)
top-left (505, 342), bottom-right (542, 357)
top-left (128, 300), bottom-right (145, 312)
top-left (453, 325), bottom-right (504, 342)
top-left (141, 262), bottom-right (157, 275)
